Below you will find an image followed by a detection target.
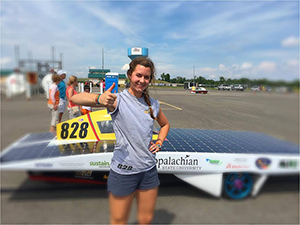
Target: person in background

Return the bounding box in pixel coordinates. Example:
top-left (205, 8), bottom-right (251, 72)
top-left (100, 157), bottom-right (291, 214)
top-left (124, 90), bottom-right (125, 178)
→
top-left (70, 57), bottom-right (170, 224)
top-left (57, 70), bottom-right (67, 123)
top-left (47, 74), bottom-right (61, 132)
top-left (66, 75), bottom-right (81, 119)
top-left (50, 68), bottom-right (57, 75)
top-left (102, 78), bottom-right (105, 92)
top-left (99, 78), bottom-right (105, 93)
top-left (81, 86), bottom-right (92, 115)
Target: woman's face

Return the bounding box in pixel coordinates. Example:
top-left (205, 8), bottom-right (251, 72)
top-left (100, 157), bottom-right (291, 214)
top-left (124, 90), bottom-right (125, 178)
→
top-left (129, 64), bottom-right (151, 97)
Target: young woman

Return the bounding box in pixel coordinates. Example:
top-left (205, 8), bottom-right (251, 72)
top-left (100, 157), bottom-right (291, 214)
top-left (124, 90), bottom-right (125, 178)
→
top-left (71, 57), bottom-right (170, 224)
top-left (66, 75), bottom-right (81, 119)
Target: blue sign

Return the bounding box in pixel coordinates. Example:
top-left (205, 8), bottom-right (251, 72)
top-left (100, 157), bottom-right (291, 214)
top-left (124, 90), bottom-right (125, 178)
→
top-left (105, 73), bottom-right (118, 93)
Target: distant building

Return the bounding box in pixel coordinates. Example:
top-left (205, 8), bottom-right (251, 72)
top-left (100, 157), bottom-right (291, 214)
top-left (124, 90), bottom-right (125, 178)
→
top-left (88, 69), bottom-right (127, 86)
top-left (88, 69), bottom-right (110, 84)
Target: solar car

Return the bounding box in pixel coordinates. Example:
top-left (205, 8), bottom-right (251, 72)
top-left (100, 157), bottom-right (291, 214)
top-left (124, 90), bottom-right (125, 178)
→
top-left (1, 109), bottom-right (299, 199)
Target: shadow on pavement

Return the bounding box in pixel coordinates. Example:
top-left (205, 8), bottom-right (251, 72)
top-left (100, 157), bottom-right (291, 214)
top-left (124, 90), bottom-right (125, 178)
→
top-left (2, 174), bottom-right (298, 201)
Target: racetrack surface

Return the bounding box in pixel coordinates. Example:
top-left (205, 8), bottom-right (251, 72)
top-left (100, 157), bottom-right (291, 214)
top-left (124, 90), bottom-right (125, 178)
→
top-left (1, 88), bottom-right (299, 224)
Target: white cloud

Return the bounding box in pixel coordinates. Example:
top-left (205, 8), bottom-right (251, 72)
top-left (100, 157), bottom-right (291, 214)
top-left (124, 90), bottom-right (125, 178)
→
top-left (199, 67), bottom-right (217, 73)
top-left (219, 64), bottom-right (227, 71)
top-left (241, 62), bottom-right (253, 70)
top-left (78, 2), bottom-right (137, 38)
top-left (287, 60), bottom-right (298, 67)
top-left (257, 61), bottom-right (276, 73)
top-left (0, 57), bottom-right (12, 66)
top-left (167, 33), bottom-right (188, 40)
top-left (282, 36), bottom-right (300, 47)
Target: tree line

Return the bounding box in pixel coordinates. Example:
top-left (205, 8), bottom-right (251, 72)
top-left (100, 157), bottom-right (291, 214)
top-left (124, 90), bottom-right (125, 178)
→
top-left (159, 73), bottom-right (299, 88)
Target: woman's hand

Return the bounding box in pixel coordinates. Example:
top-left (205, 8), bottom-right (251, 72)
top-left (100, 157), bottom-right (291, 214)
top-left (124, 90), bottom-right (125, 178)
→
top-left (149, 141), bottom-right (162, 154)
top-left (99, 83), bottom-right (117, 111)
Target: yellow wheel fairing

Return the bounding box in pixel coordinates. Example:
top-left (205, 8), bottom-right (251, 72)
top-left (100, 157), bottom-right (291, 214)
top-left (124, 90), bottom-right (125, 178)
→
top-left (56, 109), bottom-right (158, 141)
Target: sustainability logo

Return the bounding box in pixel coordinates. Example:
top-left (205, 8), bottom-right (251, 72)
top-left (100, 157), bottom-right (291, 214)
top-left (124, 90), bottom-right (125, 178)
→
top-left (206, 159), bottom-right (222, 165)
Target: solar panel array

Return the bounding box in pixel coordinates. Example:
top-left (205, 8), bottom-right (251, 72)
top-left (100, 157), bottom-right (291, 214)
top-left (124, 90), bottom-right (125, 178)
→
top-left (1, 129), bottom-right (299, 163)
top-left (162, 129), bottom-right (299, 154)
top-left (0, 132), bottom-right (116, 163)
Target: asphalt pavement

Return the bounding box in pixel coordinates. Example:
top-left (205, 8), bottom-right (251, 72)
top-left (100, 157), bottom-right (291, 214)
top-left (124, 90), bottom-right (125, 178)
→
top-left (1, 88), bottom-right (299, 224)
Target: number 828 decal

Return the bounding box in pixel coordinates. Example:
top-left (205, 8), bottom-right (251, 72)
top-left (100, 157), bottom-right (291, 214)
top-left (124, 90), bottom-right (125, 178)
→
top-left (60, 122), bottom-right (89, 139)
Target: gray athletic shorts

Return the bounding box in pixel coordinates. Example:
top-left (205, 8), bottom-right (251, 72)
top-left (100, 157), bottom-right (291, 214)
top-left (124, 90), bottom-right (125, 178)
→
top-left (107, 166), bottom-right (160, 197)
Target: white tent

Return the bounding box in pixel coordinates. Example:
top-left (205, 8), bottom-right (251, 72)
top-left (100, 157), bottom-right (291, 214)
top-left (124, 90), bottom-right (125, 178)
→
top-left (5, 73), bottom-right (27, 97)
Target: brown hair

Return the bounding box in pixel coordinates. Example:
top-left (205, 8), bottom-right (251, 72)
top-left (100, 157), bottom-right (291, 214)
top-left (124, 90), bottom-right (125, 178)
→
top-left (84, 86), bottom-right (90, 92)
top-left (52, 74), bottom-right (61, 83)
top-left (67, 76), bottom-right (78, 86)
top-left (127, 57), bottom-right (156, 120)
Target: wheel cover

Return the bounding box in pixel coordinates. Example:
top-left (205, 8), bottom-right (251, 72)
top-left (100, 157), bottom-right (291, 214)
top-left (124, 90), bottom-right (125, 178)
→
top-left (224, 173), bottom-right (253, 199)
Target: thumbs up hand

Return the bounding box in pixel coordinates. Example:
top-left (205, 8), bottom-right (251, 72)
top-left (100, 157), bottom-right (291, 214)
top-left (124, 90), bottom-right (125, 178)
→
top-left (99, 83), bottom-right (117, 110)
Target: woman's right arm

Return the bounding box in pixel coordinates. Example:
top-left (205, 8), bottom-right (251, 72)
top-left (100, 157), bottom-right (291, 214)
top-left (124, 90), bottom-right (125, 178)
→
top-left (71, 83), bottom-right (117, 112)
top-left (70, 92), bottom-right (99, 106)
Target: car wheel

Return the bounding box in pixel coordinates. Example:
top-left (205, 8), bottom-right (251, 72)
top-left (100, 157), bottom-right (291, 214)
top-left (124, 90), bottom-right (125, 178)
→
top-left (223, 173), bottom-right (253, 200)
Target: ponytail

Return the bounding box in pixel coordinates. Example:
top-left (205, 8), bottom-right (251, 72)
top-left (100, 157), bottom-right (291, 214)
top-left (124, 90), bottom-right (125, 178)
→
top-left (143, 88), bottom-right (156, 120)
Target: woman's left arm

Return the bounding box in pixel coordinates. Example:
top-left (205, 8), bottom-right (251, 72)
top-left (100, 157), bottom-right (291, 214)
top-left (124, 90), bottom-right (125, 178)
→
top-left (149, 109), bottom-right (170, 154)
top-left (156, 108), bottom-right (170, 144)
top-left (149, 108), bottom-right (170, 154)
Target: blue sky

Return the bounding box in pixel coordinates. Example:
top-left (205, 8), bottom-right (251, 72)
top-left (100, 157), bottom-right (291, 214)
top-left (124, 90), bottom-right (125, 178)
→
top-left (1, 0), bottom-right (299, 81)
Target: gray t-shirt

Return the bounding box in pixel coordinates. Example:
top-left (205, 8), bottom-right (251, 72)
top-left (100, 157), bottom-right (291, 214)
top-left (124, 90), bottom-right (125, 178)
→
top-left (109, 89), bottom-right (160, 174)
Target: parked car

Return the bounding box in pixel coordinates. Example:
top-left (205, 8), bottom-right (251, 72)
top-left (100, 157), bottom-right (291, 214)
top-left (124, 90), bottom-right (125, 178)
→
top-left (190, 87), bottom-right (208, 94)
top-left (265, 86), bottom-right (272, 92)
top-left (218, 84), bottom-right (231, 91)
top-left (232, 84), bottom-right (245, 91)
top-left (250, 86), bottom-right (260, 91)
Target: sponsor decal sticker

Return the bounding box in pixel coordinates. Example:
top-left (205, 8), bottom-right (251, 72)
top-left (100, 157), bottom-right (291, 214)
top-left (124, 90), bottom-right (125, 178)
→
top-left (90, 161), bottom-right (110, 167)
top-left (206, 158), bottom-right (222, 165)
top-left (156, 155), bottom-right (202, 170)
top-left (234, 158), bottom-right (247, 162)
top-left (226, 163), bottom-right (250, 169)
top-left (78, 118), bottom-right (84, 122)
top-left (59, 162), bottom-right (85, 167)
top-left (256, 158), bottom-right (272, 170)
top-left (279, 160), bottom-right (298, 169)
top-left (35, 163), bottom-right (53, 167)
